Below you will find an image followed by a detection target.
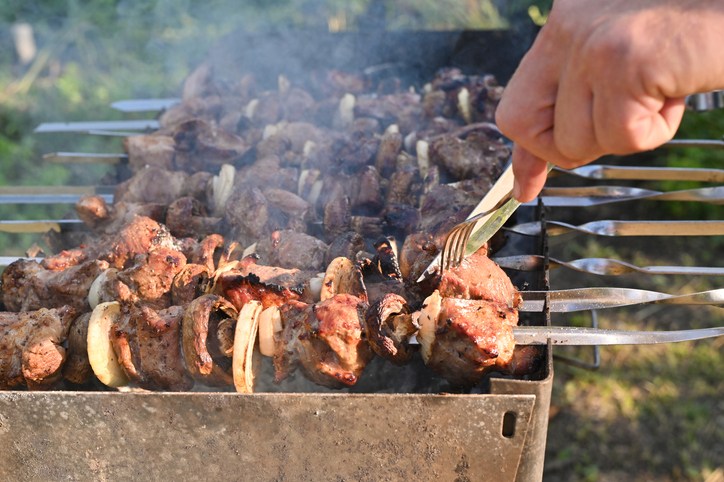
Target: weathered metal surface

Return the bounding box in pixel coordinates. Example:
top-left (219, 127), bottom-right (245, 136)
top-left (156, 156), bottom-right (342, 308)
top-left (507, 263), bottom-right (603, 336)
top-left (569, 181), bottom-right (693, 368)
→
top-left (1, 391), bottom-right (539, 481)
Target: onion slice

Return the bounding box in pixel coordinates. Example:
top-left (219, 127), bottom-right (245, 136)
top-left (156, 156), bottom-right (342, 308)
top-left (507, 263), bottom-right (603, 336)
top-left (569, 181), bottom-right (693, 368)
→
top-left (87, 301), bottom-right (129, 388)
top-left (232, 300), bottom-right (262, 393)
top-left (258, 305), bottom-right (281, 357)
top-left (417, 290), bottom-right (442, 363)
top-left (320, 257), bottom-right (365, 301)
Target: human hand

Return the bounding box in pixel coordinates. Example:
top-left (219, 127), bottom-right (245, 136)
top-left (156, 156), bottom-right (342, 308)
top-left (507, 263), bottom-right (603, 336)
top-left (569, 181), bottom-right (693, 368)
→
top-left (495, 0), bottom-right (724, 202)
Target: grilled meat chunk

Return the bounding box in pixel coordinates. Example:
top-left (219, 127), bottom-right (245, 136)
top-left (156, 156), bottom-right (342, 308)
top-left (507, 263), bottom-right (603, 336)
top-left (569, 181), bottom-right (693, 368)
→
top-left (255, 230), bottom-right (328, 272)
top-left (62, 312), bottom-right (92, 385)
top-left (418, 292), bottom-right (517, 386)
top-left (437, 249), bottom-right (521, 308)
top-left (0, 306), bottom-right (76, 389)
top-left (111, 303), bottom-right (192, 391)
top-left (2, 259), bottom-right (109, 312)
top-left (124, 134), bottom-right (176, 172)
top-left (275, 294), bottom-right (373, 388)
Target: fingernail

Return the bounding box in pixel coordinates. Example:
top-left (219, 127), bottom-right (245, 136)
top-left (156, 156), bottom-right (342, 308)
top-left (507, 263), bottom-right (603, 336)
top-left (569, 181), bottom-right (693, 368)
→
top-left (512, 179), bottom-right (522, 201)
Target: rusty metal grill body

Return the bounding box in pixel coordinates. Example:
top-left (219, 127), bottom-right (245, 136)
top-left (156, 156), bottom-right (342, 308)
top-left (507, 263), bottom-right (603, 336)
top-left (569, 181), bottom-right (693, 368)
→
top-left (0, 29), bottom-right (553, 481)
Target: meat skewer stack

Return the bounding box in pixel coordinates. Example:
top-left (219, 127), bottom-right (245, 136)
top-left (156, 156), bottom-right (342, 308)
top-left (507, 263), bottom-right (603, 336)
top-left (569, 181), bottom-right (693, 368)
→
top-left (1, 64), bottom-right (542, 393)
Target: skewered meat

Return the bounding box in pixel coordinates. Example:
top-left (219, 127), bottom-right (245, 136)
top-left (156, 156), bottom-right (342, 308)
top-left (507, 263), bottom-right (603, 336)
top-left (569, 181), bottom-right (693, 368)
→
top-left (417, 291), bottom-right (517, 386)
top-left (0, 306), bottom-right (77, 389)
top-left (111, 303), bottom-right (192, 391)
top-left (274, 294), bottom-right (373, 388)
top-left (2, 259), bottom-right (108, 312)
top-left (364, 293), bottom-right (417, 365)
top-left (62, 312), bottom-right (92, 385)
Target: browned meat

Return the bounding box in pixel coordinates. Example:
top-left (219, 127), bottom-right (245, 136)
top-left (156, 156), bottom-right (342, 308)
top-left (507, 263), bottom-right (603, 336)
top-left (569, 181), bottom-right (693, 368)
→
top-left (428, 132), bottom-right (507, 181)
top-left (114, 166), bottom-right (212, 205)
top-left (97, 216), bottom-right (179, 270)
top-left (171, 264), bottom-right (210, 306)
top-left (364, 293), bottom-right (417, 365)
top-left (165, 197), bottom-right (221, 239)
top-left (275, 294), bottom-right (373, 388)
top-left (255, 230), bottom-right (328, 272)
top-left (124, 134), bottom-right (176, 171)
top-left (111, 303), bottom-right (192, 390)
top-left (2, 259), bottom-right (108, 312)
top-left (0, 306), bottom-right (76, 389)
top-left (62, 312), bottom-right (92, 385)
top-left (76, 194), bottom-right (111, 229)
top-left (115, 247), bottom-right (187, 309)
top-left (325, 232), bottom-right (366, 265)
top-left (181, 295), bottom-right (237, 386)
top-left (173, 119), bottom-right (250, 172)
top-left (437, 249), bottom-right (521, 309)
top-left (399, 233), bottom-right (438, 282)
top-left (214, 256), bottom-right (312, 310)
top-left (420, 296), bottom-right (517, 386)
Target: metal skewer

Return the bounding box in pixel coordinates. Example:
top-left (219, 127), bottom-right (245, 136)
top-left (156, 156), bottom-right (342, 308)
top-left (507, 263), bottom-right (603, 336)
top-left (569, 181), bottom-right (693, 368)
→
top-left (507, 220), bottom-right (724, 237)
top-left (494, 255), bottom-right (724, 276)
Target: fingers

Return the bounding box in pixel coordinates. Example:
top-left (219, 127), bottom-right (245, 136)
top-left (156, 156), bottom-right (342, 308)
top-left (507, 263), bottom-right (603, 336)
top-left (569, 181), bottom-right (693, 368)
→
top-left (511, 146), bottom-right (549, 203)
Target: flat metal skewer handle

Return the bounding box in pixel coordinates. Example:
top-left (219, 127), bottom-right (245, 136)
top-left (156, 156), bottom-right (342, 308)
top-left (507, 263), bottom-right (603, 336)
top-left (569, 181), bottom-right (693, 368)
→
top-left (520, 288), bottom-right (724, 312)
top-left (508, 220), bottom-right (724, 237)
top-left (551, 164), bottom-right (724, 182)
top-left (530, 186), bottom-right (724, 207)
top-left (494, 255), bottom-right (724, 276)
top-left (512, 326), bottom-right (724, 345)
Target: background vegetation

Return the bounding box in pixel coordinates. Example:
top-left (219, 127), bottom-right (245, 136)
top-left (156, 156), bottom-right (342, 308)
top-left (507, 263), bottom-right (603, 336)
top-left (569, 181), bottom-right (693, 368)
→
top-left (0, 2), bottom-right (720, 481)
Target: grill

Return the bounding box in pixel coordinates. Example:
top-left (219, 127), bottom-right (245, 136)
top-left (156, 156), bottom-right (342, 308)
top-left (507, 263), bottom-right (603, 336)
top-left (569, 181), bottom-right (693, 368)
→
top-left (1, 27), bottom-right (722, 481)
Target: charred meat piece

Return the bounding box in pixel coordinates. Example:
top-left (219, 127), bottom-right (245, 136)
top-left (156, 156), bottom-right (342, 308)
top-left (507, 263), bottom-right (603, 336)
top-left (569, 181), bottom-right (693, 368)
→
top-left (62, 312), bottom-right (92, 385)
top-left (2, 259), bottom-right (109, 312)
top-left (364, 293), bottom-right (417, 365)
top-left (111, 303), bottom-right (193, 391)
top-left (115, 247), bottom-right (187, 309)
top-left (214, 255), bottom-right (313, 310)
top-left (181, 294), bottom-right (237, 386)
top-left (165, 196), bottom-right (221, 239)
top-left (0, 306), bottom-right (76, 389)
top-left (428, 132), bottom-right (507, 182)
top-left (124, 134), bottom-right (176, 172)
top-left (173, 119), bottom-right (250, 172)
top-left (275, 294), bottom-right (373, 388)
top-left (417, 291), bottom-right (517, 386)
top-left (172, 264), bottom-right (211, 306)
top-left (437, 249), bottom-right (521, 309)
top-left (255, 230), bottom-right (328, 272)
top-left (114, 166), bottom-right (212, 206)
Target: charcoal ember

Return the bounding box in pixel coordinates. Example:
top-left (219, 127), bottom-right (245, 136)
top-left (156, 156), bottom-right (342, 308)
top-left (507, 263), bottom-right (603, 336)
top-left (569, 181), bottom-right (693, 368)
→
top-left (124, 135), bottom-right (176, 172)
top-left (325, 232), bottom-right (366, 265)
top-left (255, 230), bottom-right (328, 272)
top-left (112, 303), bottom-right (193, 391)
top-left (274, 294), bottom-right (373, 388)
top-left (115, 247), bottom-right (187, 309)
top-left (165, 197), bottom-right (221, 239)
top-left (214, 256), bottom-right (313, 311)
top-left (0, 306), bottom-right (76, 389)
top-left (2, 259), bottom-right (108, 312)
top-left (428, 132), bottom-right (508, 181)
top-left (172, 119), bottom-right (250, 171)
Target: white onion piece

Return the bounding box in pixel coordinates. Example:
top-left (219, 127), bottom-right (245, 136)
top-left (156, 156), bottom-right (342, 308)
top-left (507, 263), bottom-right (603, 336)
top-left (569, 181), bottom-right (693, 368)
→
top-left (457, 87), bottom-right (472, 124)
top-left (338, 93), bottom-right (355, 127)
top-left (212, 164), bottom-right (235, 217)
top-left (302, 140), bottom-right (316, 157)
top-left (87, 269), bottom-right (116, 310)
top-left (404, 131), bottom-right (417, 153)
top-left (307, 179), bottom-right (324, 207)
top-left (278, 75), bottom-right (291, 96)
top-left (417, 290), bottom-right (442, 363)
top-left (262, 124), bottom-right (278, 140)
top-left (244, 99), bottom-right (259, 119)
top-left (307, 273), bottom-right (324, 302)
top-left (416, 140), bottom-right (430, 179)
top-left (385, 124), bottom-right (400, 135)
top-left (258, 305), bottom-right (281, 357)
top-left (232, 300), bottom-right (262, 393)
top-left (242, 242), bottom-right (257, 257)
top-left (321, 257), bottom-right (358, 301)
top-left (87, 302), bottom-right (129, 388)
